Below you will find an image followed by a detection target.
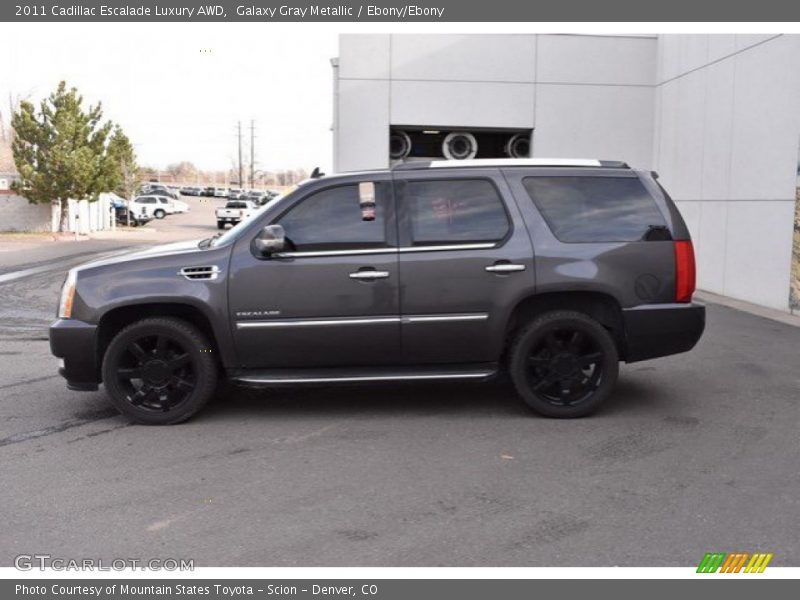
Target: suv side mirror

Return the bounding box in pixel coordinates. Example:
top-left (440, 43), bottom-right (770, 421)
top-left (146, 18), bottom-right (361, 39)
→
top-left (254, 224), bottom-right (286, 256)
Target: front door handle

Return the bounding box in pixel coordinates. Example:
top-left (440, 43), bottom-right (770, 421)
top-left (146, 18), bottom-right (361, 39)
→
top-left (349, 270), bottom-right (390, 280)
top-left (485, 263), bottom-right (526, 273)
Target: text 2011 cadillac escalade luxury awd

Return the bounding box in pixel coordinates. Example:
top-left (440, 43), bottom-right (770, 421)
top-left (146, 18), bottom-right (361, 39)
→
top-left (50, 159), bottom-right (705, 424)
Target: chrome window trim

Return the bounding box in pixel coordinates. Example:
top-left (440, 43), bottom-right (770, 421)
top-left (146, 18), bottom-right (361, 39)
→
top-left (236, 371), bottom-right (495, 384)
top-left (399, 243), bottom-right (496, 253)
top-left (274, 248), bottom-right (397, 258)
top-left (235, 313), bottom-right (489, 329)
top-left (272, 242), bottom-right (496, 258)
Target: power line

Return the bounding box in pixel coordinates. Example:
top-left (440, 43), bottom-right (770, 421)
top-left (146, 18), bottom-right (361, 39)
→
top-left (250, 120), bottom-right (255, 189)
top-left (237, 121), bottom-right (243, 188)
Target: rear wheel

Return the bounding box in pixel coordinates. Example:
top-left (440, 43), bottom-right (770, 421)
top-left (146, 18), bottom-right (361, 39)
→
top-left (101, 317), bottom-right (217, 424)
top-left (154, 209), bottom-right (166, 219)
top-left (217, 221), bottom-right (225, 229)
top-left (509, 310), bottom-right (618, 418)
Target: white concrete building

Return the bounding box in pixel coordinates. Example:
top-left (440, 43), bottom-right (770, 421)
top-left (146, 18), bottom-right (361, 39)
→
top-left (332, 34), bottom-right (800, 312)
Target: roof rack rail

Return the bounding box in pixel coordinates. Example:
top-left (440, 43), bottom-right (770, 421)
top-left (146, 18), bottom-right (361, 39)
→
top-left (391, 158), bottom-right (630, 171)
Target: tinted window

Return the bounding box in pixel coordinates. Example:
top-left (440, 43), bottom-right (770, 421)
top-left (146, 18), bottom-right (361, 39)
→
top-left (405, 179), bottom-right (509, 245)
top-left (523, 176), bottom-right (667, 243)
top-left (277, 184), bottom-right (388, 251)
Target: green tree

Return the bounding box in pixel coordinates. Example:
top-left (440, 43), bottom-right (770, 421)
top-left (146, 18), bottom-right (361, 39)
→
top-left (106, 127), bottom-right (139, 196)
top-left (11, 81), bottom-right (114, 232)
top-left (105, 127), bottom-right (140, 226)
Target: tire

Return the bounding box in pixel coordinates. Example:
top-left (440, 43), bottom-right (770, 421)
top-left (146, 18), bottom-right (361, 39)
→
top-left (101, 317), bottom-right (218, 425)
top-left (508, 310), bottom-right (619, 418)
top-left (154, 209), bottom-right (166, 219)
top-left (217, 221), bottom-right (225, 229)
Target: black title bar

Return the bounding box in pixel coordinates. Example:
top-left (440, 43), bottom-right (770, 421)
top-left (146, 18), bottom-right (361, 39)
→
top-left (4, 0), bottom-right (800, 22)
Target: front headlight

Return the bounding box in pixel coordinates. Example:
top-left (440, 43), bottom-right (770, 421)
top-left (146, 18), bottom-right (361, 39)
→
top-left (58, 269), bottom-right (77, 319)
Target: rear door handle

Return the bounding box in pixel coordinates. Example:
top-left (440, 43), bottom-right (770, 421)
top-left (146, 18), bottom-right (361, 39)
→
top-left (485, 263), bottom-right (526, 273)
top-left (349, 270), bottom-right (390, 280)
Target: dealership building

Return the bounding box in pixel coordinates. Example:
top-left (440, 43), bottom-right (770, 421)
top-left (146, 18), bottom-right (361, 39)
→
top-left (332, 34), bottom-right (800, 313)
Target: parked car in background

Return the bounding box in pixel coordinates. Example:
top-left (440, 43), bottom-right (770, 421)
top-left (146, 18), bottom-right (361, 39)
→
top-left (141, 184), bottom-right (180, 200)
top-left (228, 188), bottom-right (245, 200)
top-left (215, 200), bottom-right (257, 228)
top-left (114, 205), bottom-right (151, 227)
top-left (245, 190), bottom-right (267, 204)
top-left (130, 195), bottom-right (184, 219)
top-left (203, 186), bottom-right (216, 197)
top-left (213, 187), bottom-right (229, 198)
top-left (170, 198), bottom-right (190, 213)
top-left (129, 196), bottom-right (162, 219)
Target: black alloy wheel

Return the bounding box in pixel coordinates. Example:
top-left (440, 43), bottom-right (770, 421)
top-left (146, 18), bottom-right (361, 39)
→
top-left (102, 317), bottom-right (217, 424)
top-left (509, 310), bottom-right (619, 418)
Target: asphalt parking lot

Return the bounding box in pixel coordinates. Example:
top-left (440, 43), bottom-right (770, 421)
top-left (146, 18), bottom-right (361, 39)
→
top-left (0, 195), bottom-right (798, 567)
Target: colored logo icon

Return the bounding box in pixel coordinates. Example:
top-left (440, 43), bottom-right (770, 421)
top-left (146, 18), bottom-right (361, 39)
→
top-left (697, 552), bottom-right (773, 573)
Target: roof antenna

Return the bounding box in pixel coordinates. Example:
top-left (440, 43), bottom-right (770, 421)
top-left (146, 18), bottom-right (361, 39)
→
top-left (310, 167), bottom-right (325, 179)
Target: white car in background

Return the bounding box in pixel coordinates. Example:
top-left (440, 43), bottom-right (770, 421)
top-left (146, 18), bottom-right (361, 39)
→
top-left (130, 195), bottom-right (189, 219)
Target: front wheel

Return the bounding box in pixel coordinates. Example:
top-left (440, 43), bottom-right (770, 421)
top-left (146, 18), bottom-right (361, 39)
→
top-left (217, 221), bottom-right (225, 229)
top-left (101, 317), bottom-right (218, 424)
top-left (508, 310), bottom-right (619, 418)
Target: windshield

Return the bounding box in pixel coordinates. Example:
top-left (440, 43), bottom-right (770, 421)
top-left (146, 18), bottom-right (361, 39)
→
top-left (206, 185), bottom-right (301, 248)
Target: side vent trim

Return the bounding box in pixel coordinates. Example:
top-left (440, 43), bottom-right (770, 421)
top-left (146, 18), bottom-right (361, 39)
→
top-left (178, 265), bottom-right (220, 281)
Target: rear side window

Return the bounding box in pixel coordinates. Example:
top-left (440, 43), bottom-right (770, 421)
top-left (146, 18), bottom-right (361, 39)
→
top-left (405, 179), bottom-right (509, 245)
top-left (277, 184), bottom-right (388, 251)
top-left (522, 176), bottom-right (666, 243)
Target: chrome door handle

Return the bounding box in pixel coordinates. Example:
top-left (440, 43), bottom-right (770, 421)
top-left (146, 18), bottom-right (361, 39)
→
top-left (349, 270), bottom-right (390, 280)
top-left (485, 263), bottom-right (526, 273)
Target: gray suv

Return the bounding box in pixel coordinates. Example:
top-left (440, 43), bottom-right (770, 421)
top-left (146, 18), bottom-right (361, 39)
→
top-left (50, 159), bottom-right (705, 424)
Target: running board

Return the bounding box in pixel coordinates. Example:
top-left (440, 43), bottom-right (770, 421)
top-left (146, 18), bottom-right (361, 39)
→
top-left (231, 364), bottom-right (498, 386)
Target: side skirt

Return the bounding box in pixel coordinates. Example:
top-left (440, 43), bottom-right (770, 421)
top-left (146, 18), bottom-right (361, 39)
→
top-left (229, 364), bottom-right (499, 386)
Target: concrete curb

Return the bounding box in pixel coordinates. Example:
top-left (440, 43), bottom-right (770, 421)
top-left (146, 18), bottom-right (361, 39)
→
top-left (696, 290), bottom-right (800, 329)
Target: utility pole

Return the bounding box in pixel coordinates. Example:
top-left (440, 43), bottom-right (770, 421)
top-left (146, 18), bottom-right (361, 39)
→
top-left (237, 121), bottom-right (243, 188)
top-left (249, 120), bottom-right (255, 189)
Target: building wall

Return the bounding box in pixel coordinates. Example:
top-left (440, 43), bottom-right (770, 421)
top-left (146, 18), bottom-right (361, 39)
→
top-left (653, 34), bottom-right (800, 310)
top-left (334, 34), bottom-right (657, 172)
top-left (334, 34), bottom-right (800, 311)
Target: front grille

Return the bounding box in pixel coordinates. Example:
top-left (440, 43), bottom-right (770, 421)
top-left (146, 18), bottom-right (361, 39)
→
top-left (178, 265), bottom-right (220, 280)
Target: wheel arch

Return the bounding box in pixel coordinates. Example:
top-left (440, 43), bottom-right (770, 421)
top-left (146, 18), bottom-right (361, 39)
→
top-left (502, 291), bottom-right (626, 360)
top-left (95, 302), bottom-right (226, 381)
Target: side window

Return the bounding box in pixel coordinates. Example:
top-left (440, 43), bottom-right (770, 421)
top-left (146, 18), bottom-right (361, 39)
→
top-left (404, 179), bottom-right (510, 245)
top-left (523, 176), bottom-right (667, 243)
top-left (277, 184), bottom-right (388, 252)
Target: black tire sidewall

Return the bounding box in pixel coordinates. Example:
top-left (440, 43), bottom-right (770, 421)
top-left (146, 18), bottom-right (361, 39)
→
top-left (509, 311), bottom-right (619, 418)
top-left (101, 318), bottom-right (217, 425)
